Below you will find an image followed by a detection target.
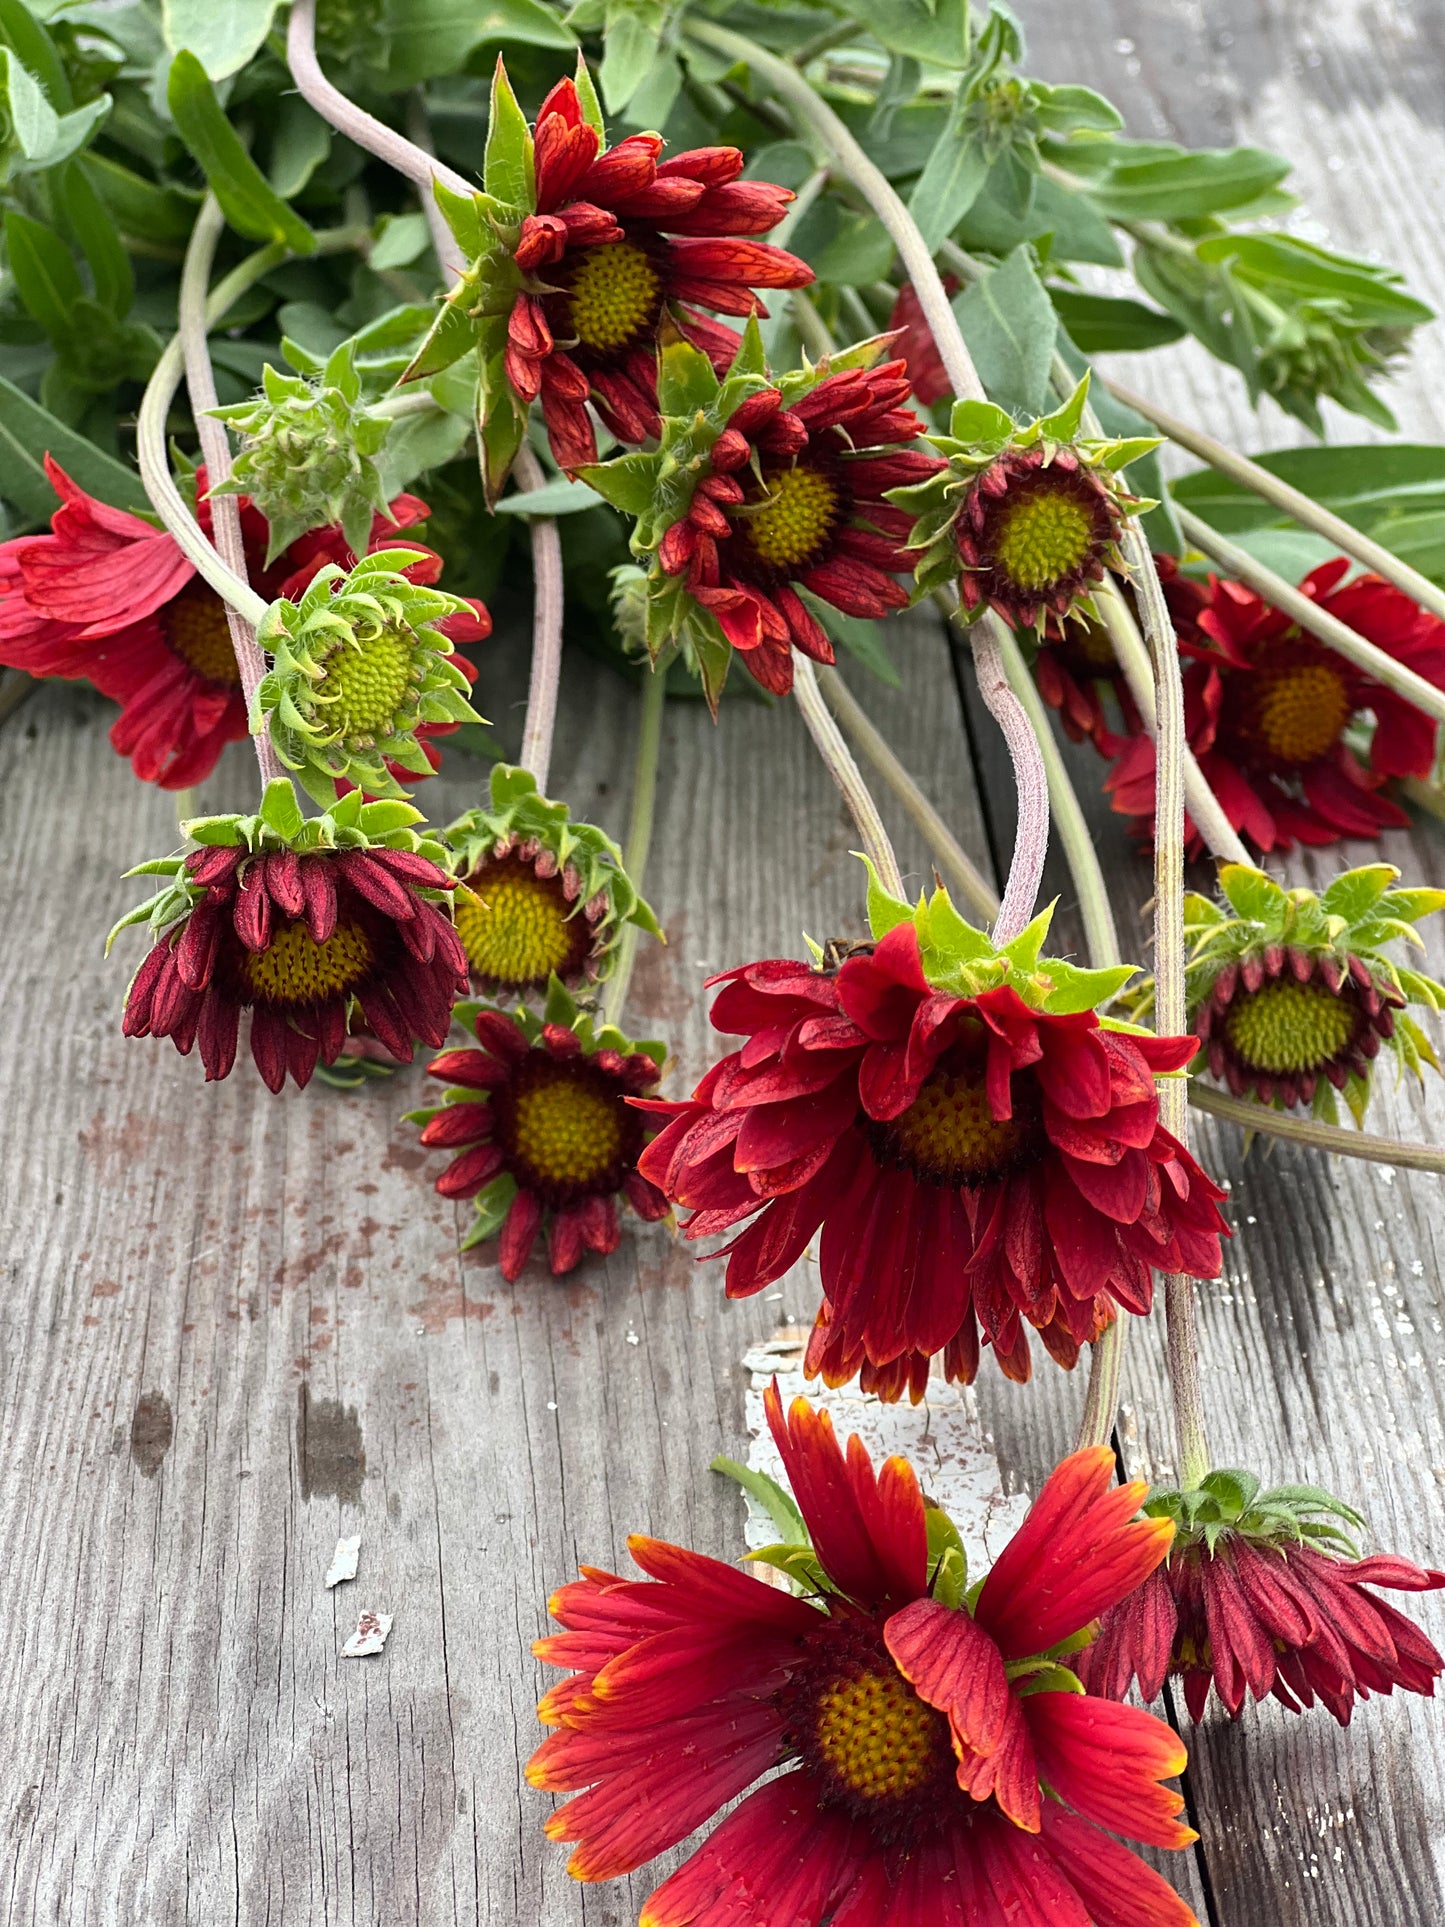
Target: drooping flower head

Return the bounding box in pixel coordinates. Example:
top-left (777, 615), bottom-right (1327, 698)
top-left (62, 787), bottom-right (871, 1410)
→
top-left (583, 324), bottom-right (939, 703)
top-left (530, 1390), bottom-right (1199, 1924)
top-left (891, 377), bottom-right (1158, 632)
top-left (636, 872), bottom-right (1229, 1396)
top-left (253, 549), bottom-right (484, 805)
top-left (112, 780), bottom-right (468, 1091)
top-left (885, 275), bottom-right (960, 408)
top-left (1105, 559), bottom-right (1445, 852)
top-left (0, 457), bottom-right (465, 790)
top-left (209, 340), bottom-right (396, 562)
top-left (443, 764), bottom-right (659, 999)
top-left (404, 56), bottom-right (811, 497)
top-left (1080, 1467), bottom-right (1445, 1725)
top-left (411, 978), bottom-right (669, 1277)
top-left (1129, 861), bottom-right (1445, 1125)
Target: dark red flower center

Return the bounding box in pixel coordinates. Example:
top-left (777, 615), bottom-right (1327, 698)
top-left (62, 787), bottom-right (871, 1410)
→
top-left (163, 577), bottom-right (242, 687)
top-left (492, 1055), bottom-right (643, 1209)
top-left (1217, 641), bottom-right (1353, 771)
top-left (557, 238), bottom-right (663, 358)
top-left (780, 1617), bottom-right (957, 1838)
top-left (732, 463), bottom-right (842, 574)
top-left (455, 851), bottom-right (591, 994)
top-left (237, 917), bottom-right (374, 1006)
top-left (873, 1045), bottom-right (1046, 1188)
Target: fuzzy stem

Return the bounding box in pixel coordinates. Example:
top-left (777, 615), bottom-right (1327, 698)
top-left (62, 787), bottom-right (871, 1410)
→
top-left (602, 663), bottom-right (667, 1029)
top-left (792, 651), bottom-right (905, 898)
top-left (815, 664), bottom-right (999, 923)
top-left (512, 443), bottom-right (566, 791)
top-left (177, 196), bottom-right (283, 786)
top-left (1177, 505), bottom-right (1445, 727)
top-left (1107, 380), bottom-right (1445, 626)
top-left (1189, 1084), bottom-right (1445, 1172)
top-left (965, 619), bottom-right (1050, 944)
top-left (287, 0), bottom-right (473, 205)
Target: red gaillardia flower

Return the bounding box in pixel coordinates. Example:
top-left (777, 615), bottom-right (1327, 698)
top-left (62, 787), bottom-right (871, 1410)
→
top-left (0, 457), bottom-right (481, 790)
top-left (584, 327), bottom-right (940, 702)
top-left (636, 880), bottom-right (1228, 1395)
top-left (404, 57), bottom-right (811, 495)
top-left (529, 1390), bottom-right (1200, 1925)
top-left (113, 781), bottom-right (467, 1091)
top-left (1079, 1468), bottom-right (1445, 1725)
top-left (892, 378), bottom-right (1157, 632)
top-left (412, 979), bottom-right (669, 1277)
top-left (1105, 559), bottom-right (1445, 853)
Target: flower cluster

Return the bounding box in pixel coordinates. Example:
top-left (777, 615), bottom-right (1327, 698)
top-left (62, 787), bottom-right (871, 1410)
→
top-left (1106, 559), bottom-right (1445, 853)
top-left (637, 873), bottom-right (1228, 1396)
top-left (112, 780), bottom-right (467, 1090)
top-left (531, 1389), bottom-right (1200, 1924)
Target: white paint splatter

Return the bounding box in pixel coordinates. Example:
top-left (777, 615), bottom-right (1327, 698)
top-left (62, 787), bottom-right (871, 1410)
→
top-left (324, 1536), bottom-right (360, 1589)
top-left (341, 1610), bottom-right (392, 1658)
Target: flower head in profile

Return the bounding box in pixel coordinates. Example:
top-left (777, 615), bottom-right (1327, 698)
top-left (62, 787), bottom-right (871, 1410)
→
top-left (412, 979), bottom-right (669, 1277)
top-left (636, 872), bottom-right (1228, 1396)
top-left (0, 457), bottom-right (458, 791)
top-left (254, 549), bottom-right (485, 805)
top-left (112, 780), bottom-right (467, 1091)
top-left (530, 1390), bottom-right (1198, 1925)
top-left (1080, 1467), bottom-right (1445, 1725)
top-left (1105, 559), bottom-right (1445, 853)
top-left (1127, 861), bottom-right (1445, 1126)
top-left (444, 764), bottom-right (659, 1000)
top-left (404, 56), bottom-right (810, 498)
top-left (584, 325), bottom-right (938, 704)
top-left (891, 377), bottom-right (1158, 633)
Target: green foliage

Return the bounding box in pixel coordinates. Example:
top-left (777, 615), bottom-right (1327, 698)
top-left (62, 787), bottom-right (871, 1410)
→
top-left (1146, 1468), bottom-right (1367, 1560)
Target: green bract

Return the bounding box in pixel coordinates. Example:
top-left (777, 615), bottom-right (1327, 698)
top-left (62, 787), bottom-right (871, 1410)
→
top-left (210, 340), bottom-right (394, 561)
top-left (1130, 862), bottom-right (1445, 1126)
top-left (253, 550), bottom-right (482, 807)
top-left (858, 861), bottom-right (1142, 1019)
top-left (107, 779), bottom-right (453, 950)
top-left (1144, 1468), bottom-right (1365, 1560)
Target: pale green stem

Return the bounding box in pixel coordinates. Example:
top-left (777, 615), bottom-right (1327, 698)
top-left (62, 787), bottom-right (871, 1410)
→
top-left (815, 663), bottom-right (999, 923)
top-left (792, 651), bottom-right (905, 898)
top-left (603, 663), bottom-right (667, 1029)
top-left (1398, 775), bottom-right (1445, 822)
top-left (1189, 1084), bottom-right (1445, 1172)
top-left (373, 390), bottom-right (445, 420)
top-left (511, 443), bottom-right (566, 793)
top-left (1177, 505), bottom-right (1445, 729)
top-left (1107, 379), bottom-right (1445, 626)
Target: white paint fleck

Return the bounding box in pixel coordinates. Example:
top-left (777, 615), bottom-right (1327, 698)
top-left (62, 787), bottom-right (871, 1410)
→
top-left (324, 1536), bottom-right (360, 1589)
top-left (341, 1610), bottom-right (392, 1658)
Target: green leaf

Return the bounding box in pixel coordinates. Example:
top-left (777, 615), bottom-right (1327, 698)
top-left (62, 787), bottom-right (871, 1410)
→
top-left (710, 1455), bottom-right (809, 1545)
top-left (576, 451), bottom-right (657, 518)
top-left (863, 857), bottom-right (915, 941)
top-left (1030, 83), bottom-right (1122, 135)
top-left (1085, 145), bottom-right (1291, 221)
top-left (1040, 960), bottom-right (1136, 1014)
top-left (812, 212), bottom-right (895, 287)
top-left (746, 1543), bottom-right (830, 1595)
top-left (573, 53), bottom-right (606, 139)
top-left (268, 97), bottom-right (332, 201)
top-left (1321, 865), bottom-right (1398, 924)
top-left (258, 777), bottom-right (304, 839)
top-left (1219, 863), bottom-right (1287, 923)
top-left (1196, 232), bottom-right (1432, 327)
top-left (59, 162), bottom-right (133, 320)
top-left (952, 245), bottom-right (1057, 416)
top-left (493, 475), bottom-right (605, 515)
top-left (162, 0), bottom-right (278, 78)
top-left (0, 372), bottom-right (151, 519)
top-left (1200, 1467), bottom-right (1260, 1515)
top-left (908, 117), bottom-right (989, 255)
top-left (599, 12), bottom-right (657, 114)
top-left (925, 1506), bottom-right (968, 1607)
top-left (0, 0), bottom-right (70, 108)
top-left (483, 55), bottom-right (535, 210)
top-left (1000, 903), bottom-right (1054, 974)
top-left (460, 1172), bottom-right (519, 1248)
top-left (166, 52), bottom-right (316, 253)
top-left (0, 49), bottom-right (109, 169)
top-left (869, 0), bottom-right (972, 67)
top-left (1049, 288), bottom-right (1184, 354)
top-left (657, 336), bottom-right (717, 416)
top-left (81, 154), bottom-right (195, 247)
top-left (1173, 443), bottom-right (1445, 538)
top-left (4, 209), bottom-right (82, 344)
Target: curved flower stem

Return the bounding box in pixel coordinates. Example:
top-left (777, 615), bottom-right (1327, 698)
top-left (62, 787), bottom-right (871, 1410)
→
top-left (965, 620), bottom-right (1050, 945)
top-left (602, 663), bottom-right (668, 1029)
top-left (1189, 1084), bottom-right (1445, 1172)
top-left (815, 663), bottom-right (999, 923)
top-left (1176, 505), bottom-right (1445, 728)
top-left (176, 195), bottom-right (283, 786)
top-left (511, 443), bottom-right (566, 791)
top-left (287, 0), bottom-right (473, 206)
top-left (792, 651), bottom-right (905, 898)
top-left (1107, 379), bottom-right (1445, 627)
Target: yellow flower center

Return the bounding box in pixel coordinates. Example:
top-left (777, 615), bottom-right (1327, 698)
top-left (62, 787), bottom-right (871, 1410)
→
top-left (1224, 978), bottom-right (1358, 1075)
top-left (881, 1058), bottom-right (1042, 1186)
top-left (1237, 660), bottom-right (1352, 767)
top-left (454, 859), bottom-right (586, 992)
top-left (163, 577), bottom-right (241, 686)
top-left (812, 1663), bottom-right (948, 1803)
top-left (315, 625), bottom-right (416, 739)
top-left (509, 1066), bottom-right (624, 1189)
top-left (991, 484), bottom-right (1098, 591)
top-left (739, 465), bottom-right (840, 571)
top-left (566, 241), bottom-right (662, 355)
top-left (238, 917), bottom-right (373, 1005)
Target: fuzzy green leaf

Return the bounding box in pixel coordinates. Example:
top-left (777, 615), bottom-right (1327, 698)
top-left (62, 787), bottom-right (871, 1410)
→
top-left (167, 52), bottom-right (315, 252)
top-left (483, 56), bottom-right (535, 209)
top-left (711, 1455), bottom-right (809, 1547)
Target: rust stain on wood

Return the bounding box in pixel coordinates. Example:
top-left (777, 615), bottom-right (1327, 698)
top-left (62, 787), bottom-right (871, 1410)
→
top-left (128, 1391), bottom-right (173, 1477)
top-left (296, 1383), bottom-right (366, 1504)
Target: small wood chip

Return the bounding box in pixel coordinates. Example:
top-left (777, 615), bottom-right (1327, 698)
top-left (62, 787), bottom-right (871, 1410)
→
top-left (341, 1610), bottom-right (392, 1658)
top-left (324, 1536), bottom-right (361, 1588)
